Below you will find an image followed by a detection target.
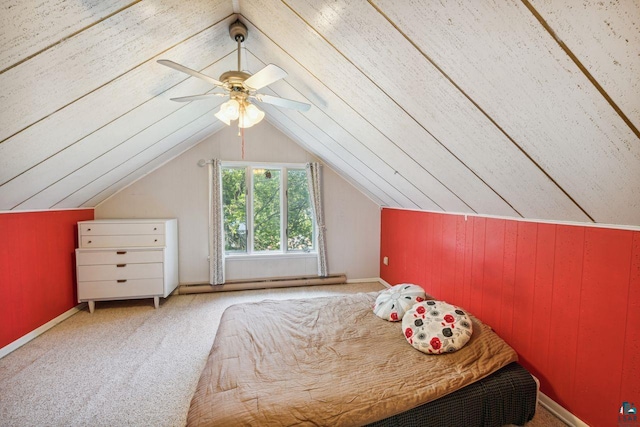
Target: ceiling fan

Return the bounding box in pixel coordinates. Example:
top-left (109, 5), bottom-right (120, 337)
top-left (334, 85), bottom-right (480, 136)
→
top-left (157, 19), bottom-right (311, 129)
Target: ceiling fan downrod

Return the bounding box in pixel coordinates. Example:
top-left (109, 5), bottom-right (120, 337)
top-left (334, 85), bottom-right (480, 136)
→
top-left (229, 20), bottom-right (247, 72)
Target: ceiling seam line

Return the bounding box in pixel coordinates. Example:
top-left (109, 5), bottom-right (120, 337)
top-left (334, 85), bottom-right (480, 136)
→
top-left (92, 123), bottom-right (220, 209)
top-left (12, 97), bottom-right (202, 209)
top-left (265, 113), bottom-right (406, 207)
top-left (277, 0), bottom-right (470, 213)
top-left (55, 106), bottom-right (219, 208)
top-left (0, 14), bottom-right (236, 147)
top-left (81, 123), bottom-right (218, 209)
top-left (521, 0), bottom-right (640, 141)
top-left (242, 14), bottom-right (449, 212)
top-left (267, 103), bottom-right (416, 208)
top-left (368, 0), bottom-right (595, 222)
top-left (266, 115), bottom-right (393, 205)
top-left (248, 50), bottom-right (442, 210)
top-left (279, 2), bottom-right (494, 214)
top-left (363, 18), bottom-right (526, 216)
top-left (266, 111), bottom-right (404, 206)
top-left (254, 83), bottom-right (410, 207)
top-left (0, 49), bottom-right (236, 190)
top-left (365, 0), bottom-right (527, 218)
top-left (0, 0), bottom-right (144, 76)
top-left (245, 18), bottom-right (444, 211)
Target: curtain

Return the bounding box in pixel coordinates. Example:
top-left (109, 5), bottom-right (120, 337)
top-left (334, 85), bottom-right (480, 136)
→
top-left (208, 159), bottom-right (225, 285)
top-left (306, 162), bottom-right (328, 277)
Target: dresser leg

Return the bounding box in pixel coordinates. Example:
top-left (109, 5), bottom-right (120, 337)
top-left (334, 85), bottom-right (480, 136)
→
top-left (88, 301), bottom-right (95, 313)
top-left (154, 296), bottom-right (159, 309)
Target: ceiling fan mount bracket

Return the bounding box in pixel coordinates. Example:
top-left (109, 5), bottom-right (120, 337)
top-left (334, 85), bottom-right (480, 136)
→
top-left (229, 20), bottom-right (248, 43)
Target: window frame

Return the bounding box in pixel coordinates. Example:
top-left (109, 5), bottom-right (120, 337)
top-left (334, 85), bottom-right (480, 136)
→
top-left (222, 161), bottom-right (315, 257)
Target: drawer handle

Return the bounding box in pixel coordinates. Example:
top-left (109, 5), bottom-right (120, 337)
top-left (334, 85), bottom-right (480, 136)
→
top-left (153, 227), bottom-right (157, 231)
top-left (116, 264), bottom-right (127, 268)
top-left (117, 279), bottom-right (127, 283)
top-left (87, 228), bottom-right (91, 231)
top-left (154, 239), bottom-right (158, 242)
top-left (87, 240), bottom-right (92, 244)
top-left (116, 251), bottom-right (127, 255)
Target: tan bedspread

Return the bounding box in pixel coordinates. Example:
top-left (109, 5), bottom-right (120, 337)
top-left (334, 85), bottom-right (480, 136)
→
top-left (187, 292), bottom-right (517, 427)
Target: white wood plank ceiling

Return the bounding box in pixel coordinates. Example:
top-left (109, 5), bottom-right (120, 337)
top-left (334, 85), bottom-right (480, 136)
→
top-left (1, 0), bottom-right (638, 226)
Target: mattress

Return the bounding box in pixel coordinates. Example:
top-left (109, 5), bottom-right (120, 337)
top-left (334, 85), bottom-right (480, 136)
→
top-left (187, 292), bottom-right (533, 426)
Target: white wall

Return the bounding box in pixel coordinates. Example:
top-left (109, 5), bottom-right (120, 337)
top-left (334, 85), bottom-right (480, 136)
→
top-left (95, 120), bottom-right (380, 282)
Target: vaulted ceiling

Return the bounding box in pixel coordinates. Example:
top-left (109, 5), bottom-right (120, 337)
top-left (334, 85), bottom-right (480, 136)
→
top-left (1, 0), bottom-right (638, 226)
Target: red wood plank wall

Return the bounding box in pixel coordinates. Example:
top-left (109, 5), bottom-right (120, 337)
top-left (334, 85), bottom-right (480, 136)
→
top-left (0, 209), bottom-right (94, 350)
top-left (380, 208), bottom-right (639, 427)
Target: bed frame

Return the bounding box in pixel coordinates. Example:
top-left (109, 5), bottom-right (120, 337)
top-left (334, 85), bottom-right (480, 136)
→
top-left (365, 362), bottom-right (537, 426)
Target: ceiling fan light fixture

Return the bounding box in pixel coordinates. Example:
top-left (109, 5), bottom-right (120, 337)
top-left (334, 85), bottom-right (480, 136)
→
top-left (244, 104), bottom-right (264, 124)
top-left (158, 19), bottom-right (310, 133)
top-left (243, 103), bottom-right (265, 126)
top-left (214, 110), bottom-right (231, 126)
top-left (215, 99), bottom-right (240, 124)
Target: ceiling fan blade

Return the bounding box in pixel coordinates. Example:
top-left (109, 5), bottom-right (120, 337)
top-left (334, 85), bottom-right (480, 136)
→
top-left (169, 93), bottom-right (228, 102)
top-left (244, 64), bottom-right (288, 90)
top-left (254, 94), bottom-right (311, 112)
top-left (157, 59), bottom-right (227, 88)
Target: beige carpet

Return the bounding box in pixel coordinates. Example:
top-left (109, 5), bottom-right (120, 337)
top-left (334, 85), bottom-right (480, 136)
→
top-left (0, 282), bottom-right (566, 426)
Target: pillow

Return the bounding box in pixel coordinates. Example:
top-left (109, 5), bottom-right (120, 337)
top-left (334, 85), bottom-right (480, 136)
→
top-left (373, 284), bottom-right (426, 321)
top-left (402, 301), bottom-right (473, 354)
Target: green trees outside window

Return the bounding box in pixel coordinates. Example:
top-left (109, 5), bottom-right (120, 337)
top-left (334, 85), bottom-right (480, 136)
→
top-left (222, 165), bottom-right (314, 254)
top-left (286, 169), bottom-right (313, 251)
top-left (221, 167), bottom-right (247, 252)
top-left (253, 168), bottom-right (281, 251)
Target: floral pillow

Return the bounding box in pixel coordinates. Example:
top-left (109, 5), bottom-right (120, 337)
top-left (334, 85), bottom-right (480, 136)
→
top-left (402, 301), bottom-right (473, 354)
top-left (373, 284), bottom-right (427, 321)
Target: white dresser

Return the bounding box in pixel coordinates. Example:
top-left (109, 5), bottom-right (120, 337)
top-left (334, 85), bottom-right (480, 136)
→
top-left (75, 219), bottom-right (179, 313)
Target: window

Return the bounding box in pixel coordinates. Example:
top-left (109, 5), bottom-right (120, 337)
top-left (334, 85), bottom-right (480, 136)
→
top-left (222, 164), bottom-right (314, 255)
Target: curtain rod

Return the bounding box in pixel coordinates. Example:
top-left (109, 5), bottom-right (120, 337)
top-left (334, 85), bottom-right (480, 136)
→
top-left (197, 159), bottom-right (213, 167)
top-left (199, 159), bottom-right (315, 168)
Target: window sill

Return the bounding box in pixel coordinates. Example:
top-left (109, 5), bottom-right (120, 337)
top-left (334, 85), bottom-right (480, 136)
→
top-left (225, 252), bottom-right (317, 261)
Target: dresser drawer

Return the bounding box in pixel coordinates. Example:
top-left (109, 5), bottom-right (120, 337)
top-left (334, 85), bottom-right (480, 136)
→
top-left (81, 234), bottom-right (165, 248)
top-left (78, 278), bottom-right (163, 300)
top-left (79, 222), bottom-right (164, 236)
top-left (77, 263), bottom-right (163, 282)
top-left (76, 249), bottom-right (164, 266)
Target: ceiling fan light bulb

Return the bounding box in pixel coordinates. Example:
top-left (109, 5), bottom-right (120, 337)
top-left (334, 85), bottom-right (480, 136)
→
top-left (245, 103), bottom-right (265, 124)
top-left (214, 108), bottom-right (231, 125)
top-left (223, 99), bottom-right (240, 120)
top-left (238, 111), bottom-right (255, 128)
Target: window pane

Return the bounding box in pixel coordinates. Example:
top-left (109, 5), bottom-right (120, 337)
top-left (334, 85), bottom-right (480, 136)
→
top-left (253, 168), bottom-right (281, 251)
top-left (222, 167), bottom-right (247, 252)
top-left (287, 169), bottom-right (314, 252)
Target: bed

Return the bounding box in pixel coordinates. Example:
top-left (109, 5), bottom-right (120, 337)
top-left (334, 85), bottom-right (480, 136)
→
top-left (187, 292), bottom-right (537, 426)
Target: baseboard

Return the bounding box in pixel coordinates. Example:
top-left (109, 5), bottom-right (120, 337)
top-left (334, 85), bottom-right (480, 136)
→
top-left (377, 277), bottom-right (392, 288)
top-left (346, 277), bottom-right (385, 284)
top-left (539, 391), bottom-right (589, 427)
top-left (0, 303), bottom-right (86, 359)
